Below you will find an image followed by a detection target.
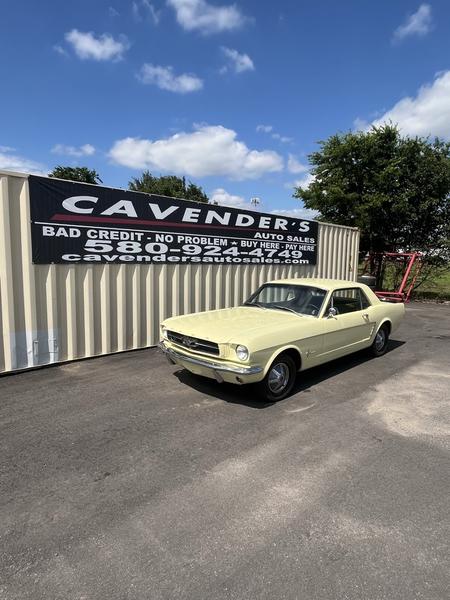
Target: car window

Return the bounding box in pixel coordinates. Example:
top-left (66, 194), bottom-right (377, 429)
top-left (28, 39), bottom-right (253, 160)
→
top-left (245, 284), bottom-right (327, 316)
top-left (257, 285), bottom-right (294, 304)
top-left (360, 289), bottom-right (371, 309)
top-left (326, 288), bottom-right (368, 315)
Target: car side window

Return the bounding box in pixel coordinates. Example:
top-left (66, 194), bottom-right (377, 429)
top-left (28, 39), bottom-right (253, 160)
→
top-left (326, 288), bottom-right (366, 315)
top-left (360, 289), bottom-right (371, 309)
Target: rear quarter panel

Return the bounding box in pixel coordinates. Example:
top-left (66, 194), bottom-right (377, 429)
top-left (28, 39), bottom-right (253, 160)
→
top-left (370, 302), bottom-right (405, 335)
top-left (384, 302), bottom-right (405, 333)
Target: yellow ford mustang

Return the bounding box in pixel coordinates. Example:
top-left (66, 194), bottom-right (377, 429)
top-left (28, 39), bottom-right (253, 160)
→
top-left (159, 278), bottom-right (405, 401)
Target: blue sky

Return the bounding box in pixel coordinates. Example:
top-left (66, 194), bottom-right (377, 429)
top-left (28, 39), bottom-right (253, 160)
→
top-left (1, 1), bottom-right (450, 216)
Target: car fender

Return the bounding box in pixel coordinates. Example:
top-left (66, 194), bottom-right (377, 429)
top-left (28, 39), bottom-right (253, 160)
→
top-left (261, 344), bottom-right (303, 377)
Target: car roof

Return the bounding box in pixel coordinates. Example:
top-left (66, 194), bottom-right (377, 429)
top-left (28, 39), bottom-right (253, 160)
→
top-left (266, 278), bottom-right (362, 291)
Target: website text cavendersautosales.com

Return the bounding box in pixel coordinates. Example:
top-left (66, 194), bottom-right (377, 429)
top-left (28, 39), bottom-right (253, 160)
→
top-left (60, 254), bottom-right (310, 264)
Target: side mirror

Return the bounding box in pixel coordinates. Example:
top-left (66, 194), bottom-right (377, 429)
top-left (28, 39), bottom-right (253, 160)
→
top-left (327, 307), bottom-right (338, 318)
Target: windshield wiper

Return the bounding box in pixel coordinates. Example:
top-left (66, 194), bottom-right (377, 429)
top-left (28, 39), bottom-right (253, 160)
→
top-left (243, 301), bottom-right (266, 309)
top-left (270, 305), bottom-right (301, 315)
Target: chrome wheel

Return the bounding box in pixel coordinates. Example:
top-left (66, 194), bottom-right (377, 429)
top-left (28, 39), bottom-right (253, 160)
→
top-left (370, 324), bottom-right (390, 358)
top-left (375, 328), bottom-right (386, 352)
top-left (268, 362), bottom-right (290, 394)
top-left (257, 353), bottom-right (296, 401)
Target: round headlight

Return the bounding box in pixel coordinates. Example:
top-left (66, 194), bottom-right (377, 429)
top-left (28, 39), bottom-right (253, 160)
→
top-left (161, 326), bottom-right (168, 340)
top-left (236, 345), bottom-right (249, 361)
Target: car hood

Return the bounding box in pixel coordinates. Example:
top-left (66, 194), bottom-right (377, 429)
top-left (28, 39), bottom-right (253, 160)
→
top-left (163, 306), bottom-right (302, 344)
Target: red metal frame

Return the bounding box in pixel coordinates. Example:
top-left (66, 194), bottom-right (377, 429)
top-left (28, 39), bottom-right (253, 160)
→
top-left (362, 252), bottom-right (422, 303)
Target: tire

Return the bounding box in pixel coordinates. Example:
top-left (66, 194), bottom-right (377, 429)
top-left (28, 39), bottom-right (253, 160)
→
top-left (370, 324), bottom-right (389, 357)
top-left (255, 353), bottom-right (297, 402)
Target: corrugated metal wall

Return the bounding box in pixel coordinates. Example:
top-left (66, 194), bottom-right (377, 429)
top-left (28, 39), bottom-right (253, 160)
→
top-left (0, 171), bottom-right (360, 373)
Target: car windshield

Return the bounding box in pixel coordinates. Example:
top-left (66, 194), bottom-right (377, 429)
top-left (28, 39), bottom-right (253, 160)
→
top-left (244, 284), bottom-right (327, 317)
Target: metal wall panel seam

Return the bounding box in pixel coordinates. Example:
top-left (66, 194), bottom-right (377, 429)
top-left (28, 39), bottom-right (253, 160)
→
top-left (45, 264), bottom-right (59, 362)
top-left (100, 265), bottom-right (111, 354)
top-left (65, 267), bottom-right (77, 360)
top-left (83, 267), bottom-right (95, 356)
top-left (181, 267), bottom-right (189, 317)
top-left (18, 179), bottom-right (38, 367)
top-left (132, 265), bottom-right (141, 349)
top-left (158, 264), bottom-right (168, 326)
top-left (171, 264), bottom-right (180, 318)
top-left (0, 177), bottom-right (17, 371)
top-left (116, 265), bottom-right (127, 352)
top-left (194, 265), bottom-right (202, 313)
top-left (145, 268), bottom-right (155, 346)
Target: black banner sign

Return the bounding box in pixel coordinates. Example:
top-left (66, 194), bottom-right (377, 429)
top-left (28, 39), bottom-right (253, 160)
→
top-left (29, 175), bottom-right (319, 265)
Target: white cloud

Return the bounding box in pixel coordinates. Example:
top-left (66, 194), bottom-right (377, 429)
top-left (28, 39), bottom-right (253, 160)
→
top-left (109, 124), bottom-right (284, 179)
top-left (109, 6), bottom-right (120, 17)
top-left (353, 117), bottom-right (369, 131)
top-left (257, 124), bottom-right (292, 144)
top-left (51, 143), bottom-right (96, 157)
top-left (272, 133), bottom-right (293, 144)
top-left (53, 44), bottom-right (69, 57)
top-left (393, 4), bottom-right (432, 42)
top-left (210, 188), bottom-right (249, 208)
top-left (0, 149), bottom-right (47, 175)
top-left (137, 63), bottom-right (203, 93)
top-left (284, 172), bottom-right (315, 190)
top-left (210, 188), bottom-right (265, 211)
top-left (287, 154), bottom-right (308, 174)
top-left (221, 47), bottom-right (254, 73)
top-left (296, 173), bottom-right (315, 188)
top-left (167, 0), bottom-right (246, 34)
top-left (270, 207), bottom-right (319, 220)
top-left (210, 190), bottom-right (318, 219)
top-left (65, 29), bottom-right (129, 61)
top-left (133, 0), bottom-right (161, 24)
top-left (371, 70), bottom-right (450, 138)
top-left (256, 124), bottom-right (273, 133)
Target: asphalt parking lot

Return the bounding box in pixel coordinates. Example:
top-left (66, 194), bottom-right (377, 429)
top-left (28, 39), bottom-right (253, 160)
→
top-left (1, 302), bottom-right (449, 600)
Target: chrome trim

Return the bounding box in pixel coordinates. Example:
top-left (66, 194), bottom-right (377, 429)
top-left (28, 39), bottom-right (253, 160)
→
top-left (158, 342), bottom-right (263, 375)
top-left (166, 330), bottom-right (220, 356)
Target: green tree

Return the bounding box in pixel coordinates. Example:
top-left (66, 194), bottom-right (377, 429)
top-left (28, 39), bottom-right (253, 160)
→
top-left (129, 171), bottom-right (209, 203)
top-left (49, 166), bottom-right (102, 184)
top-left (294, 125), bottom-right (450, 265)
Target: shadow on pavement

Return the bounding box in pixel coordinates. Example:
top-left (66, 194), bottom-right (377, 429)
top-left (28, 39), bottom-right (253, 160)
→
top-left (172, 339), bottom-right (406, 409)
top-left (174, 369), bottom-right (274, 408)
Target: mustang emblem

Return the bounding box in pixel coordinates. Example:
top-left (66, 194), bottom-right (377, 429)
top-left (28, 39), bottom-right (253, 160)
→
top-left (182, 336), bottom-right (198, 349)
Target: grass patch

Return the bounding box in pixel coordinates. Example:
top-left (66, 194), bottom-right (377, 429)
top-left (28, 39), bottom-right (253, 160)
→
top-left (359, 260), bottom-right (450, 302)
top-left (412, 270), bottom-right (450, 301)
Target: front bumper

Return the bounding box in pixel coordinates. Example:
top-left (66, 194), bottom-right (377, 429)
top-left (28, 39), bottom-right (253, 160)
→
top-left (158, 342), bottom-right (263, 384)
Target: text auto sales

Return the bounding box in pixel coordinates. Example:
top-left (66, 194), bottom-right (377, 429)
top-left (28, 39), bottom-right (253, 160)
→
top-left (40, 196), bottom-right (317, 265)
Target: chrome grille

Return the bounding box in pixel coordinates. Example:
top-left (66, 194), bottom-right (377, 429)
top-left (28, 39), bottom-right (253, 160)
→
top-left (167, 331), bottom-right (220, 356)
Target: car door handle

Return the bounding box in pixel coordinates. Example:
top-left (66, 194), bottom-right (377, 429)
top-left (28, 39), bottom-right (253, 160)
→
top-left (362, 313), bottom-right (369, 320)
